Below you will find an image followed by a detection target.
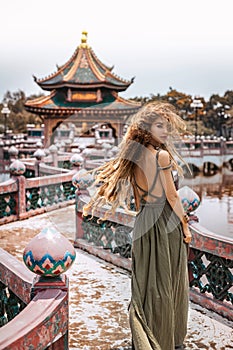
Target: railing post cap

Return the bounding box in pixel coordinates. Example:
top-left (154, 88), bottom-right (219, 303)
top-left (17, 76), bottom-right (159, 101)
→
top-left (70, 153), bottom-right (84, 167)
top-left (36, 140), bottom-right (43, 148)
top-left (8, 145), bottom-right (19, 156)
top-left (9, 159), bottom-right (26, 176)
top-left (23, 227), bottom-right (76, 277)
top-left (178, 185), bottom-right (201, 214)
top-left (48, 144), bottom-right (58, 153)
top-left (72, 168), bottom-right (94, 189)
top-left (33, 149), bottom-right (45, 160)
top-left (102, 142), bottom-right (112, 149)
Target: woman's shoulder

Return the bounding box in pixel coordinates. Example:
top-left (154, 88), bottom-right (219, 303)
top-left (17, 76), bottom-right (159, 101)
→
top-left (156, 149), bottom-right (171, 167)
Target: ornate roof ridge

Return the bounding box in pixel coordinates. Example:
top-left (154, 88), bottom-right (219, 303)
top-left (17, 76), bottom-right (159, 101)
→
top-left (105, 69), bottom-right (133, 85)
top-left (87, 48), bottom-right (107, 82)
top-left (89, 47), bottom-right (113, 72)
top-left (112, 91), bottom-right (141, 106)
top-left (89, 47), bottom-right (132, 85)
top-left (25, 90), bottom-right (56, 106)
top-left (63, 48), bottom-right (84, 82)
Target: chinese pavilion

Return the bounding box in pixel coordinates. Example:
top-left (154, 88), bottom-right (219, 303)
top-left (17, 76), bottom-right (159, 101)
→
top-left (24, 31), bottom-right (141, 146)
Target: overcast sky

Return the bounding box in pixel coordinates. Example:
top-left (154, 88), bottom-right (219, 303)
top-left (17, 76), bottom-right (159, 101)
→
top-left (1, 0), bottom-right (233, 102)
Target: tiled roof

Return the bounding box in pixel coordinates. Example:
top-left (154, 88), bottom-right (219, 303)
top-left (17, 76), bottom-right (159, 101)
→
top-left (35, 33), bottom-right (134, 92)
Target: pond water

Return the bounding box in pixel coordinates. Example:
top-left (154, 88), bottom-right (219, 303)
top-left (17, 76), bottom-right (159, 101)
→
top-left (181, 170), bottom-right (233, 238)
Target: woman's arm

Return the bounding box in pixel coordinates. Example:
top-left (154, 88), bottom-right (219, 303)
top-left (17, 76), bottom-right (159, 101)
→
top-left (157, 150), bottom-right (191, 243)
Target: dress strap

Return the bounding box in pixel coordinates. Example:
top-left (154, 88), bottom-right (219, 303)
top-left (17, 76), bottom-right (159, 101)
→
top-left (132, 173), bottom-right (148, 194)
top-left (156, 149), bottom-right (173, 170)
top-left (158, 162), bottom-right (173, 170)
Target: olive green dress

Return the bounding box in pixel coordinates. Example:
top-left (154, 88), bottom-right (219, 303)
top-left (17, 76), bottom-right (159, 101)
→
top-left (129, 155), bottom-right (189, 350)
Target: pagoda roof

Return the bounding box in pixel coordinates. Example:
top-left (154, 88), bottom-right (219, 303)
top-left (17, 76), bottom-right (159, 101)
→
top-left (24, 90), bottom-right (141, 116)
top-left (34, 32), bottom-right (134, 92)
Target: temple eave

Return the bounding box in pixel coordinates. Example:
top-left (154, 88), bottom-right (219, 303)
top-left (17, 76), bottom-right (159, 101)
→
top-left (24, 106), bottom-right (140, 116)
top-left (37, 82), bottom-right (131, 92)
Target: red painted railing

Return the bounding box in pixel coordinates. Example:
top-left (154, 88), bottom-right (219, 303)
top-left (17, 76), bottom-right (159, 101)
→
top-left (0, 171), bottom-right (76, 225)
top-left (0, 248), bottom-right (69, 350)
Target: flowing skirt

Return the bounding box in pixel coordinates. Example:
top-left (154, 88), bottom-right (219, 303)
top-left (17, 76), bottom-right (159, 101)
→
top-left (129, 200), bottom-right (189, 350)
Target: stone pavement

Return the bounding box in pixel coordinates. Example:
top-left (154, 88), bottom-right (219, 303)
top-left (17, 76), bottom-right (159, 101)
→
top-left (0, 205), bottom-right (232, 350)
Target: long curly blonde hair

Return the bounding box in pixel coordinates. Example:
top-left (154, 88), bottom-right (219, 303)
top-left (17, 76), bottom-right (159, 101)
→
top-left (83, 101), bottom-right (189, 220)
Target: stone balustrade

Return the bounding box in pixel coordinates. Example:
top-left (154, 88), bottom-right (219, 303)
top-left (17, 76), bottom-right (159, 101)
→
top-left (0, 227), bottom-right (76, 349)
top-left (0, 160), bottom-right (77, 225)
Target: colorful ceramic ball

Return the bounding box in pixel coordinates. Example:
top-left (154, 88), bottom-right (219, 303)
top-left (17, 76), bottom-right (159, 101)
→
top-left (9, 160), bottom-right (26, 176)
top-left (72, 168), bottom-right (94, 189)
top-left (70, 153), bottom-right (84, 167)
top-left (178, 185), bottom-right (201, 214)
top-left (23, 227), bottom-right (76, 277)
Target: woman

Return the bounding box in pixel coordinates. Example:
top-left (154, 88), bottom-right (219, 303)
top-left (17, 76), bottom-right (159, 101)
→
top-left (83, 101), bottom-right (191, 350)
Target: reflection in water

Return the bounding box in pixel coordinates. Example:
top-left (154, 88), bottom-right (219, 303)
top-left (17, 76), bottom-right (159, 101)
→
top-left (181, 169), bottom-right (233, 238)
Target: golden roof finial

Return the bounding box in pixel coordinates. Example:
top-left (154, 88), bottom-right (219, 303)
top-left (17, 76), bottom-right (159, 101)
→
top-left (80, 31), bottom-right (88, 48)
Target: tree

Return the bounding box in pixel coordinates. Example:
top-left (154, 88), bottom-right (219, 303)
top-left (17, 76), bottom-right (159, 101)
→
top-left (1, 90), bottom-right (44, 133)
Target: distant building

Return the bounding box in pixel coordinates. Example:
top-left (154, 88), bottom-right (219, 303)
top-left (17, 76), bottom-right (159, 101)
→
top-left (24, 31), bottom-right (141, 146)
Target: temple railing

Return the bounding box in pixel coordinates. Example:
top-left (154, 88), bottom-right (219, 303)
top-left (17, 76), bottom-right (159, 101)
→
top-left (74, 192), bottom-right (233, 321)
top-left (0, 171), bottom-right (76, 225)
top-left (0, 247), bottom-right (69, 350)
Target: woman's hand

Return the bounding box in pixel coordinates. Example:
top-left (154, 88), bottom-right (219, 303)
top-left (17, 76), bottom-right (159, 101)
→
top-left (182, 225), bottom-right (192, 244)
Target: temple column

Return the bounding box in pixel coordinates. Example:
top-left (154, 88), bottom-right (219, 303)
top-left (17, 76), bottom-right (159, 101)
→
top-left (44, 117), bottom-right (63, 147)
top-left (43, 118), bottom-right (53, 147)
top-left (111, 121), bottom-right (125, 143)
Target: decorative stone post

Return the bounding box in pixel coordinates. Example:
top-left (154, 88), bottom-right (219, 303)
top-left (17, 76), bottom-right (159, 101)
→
top-left (177, 185), bottom-right (200, 221)
top-left (9, 160), bottom-right (26, 177)
top-left (72, 169), bottom-right (94, 240)
top-left (70, 153), bottom-right (84, 171)
top-left (23, 227), bottom-right (76, 293)
top-left (33, 149), bottom-right (46, 177)
top-left (23, 227), bottom-right (76, 349)
top-left (9, 160), bottom-right (27, 219)
top-left (49, 144), bottom-right (58, 167)
top-left (8, 145), bottom-right (19, 162)
top-left (36, 141), bottom-right (43, 149)
top-left (80, 147), bottom-right (90, 169)
top-left (102, 142), bottom-right (112, 160)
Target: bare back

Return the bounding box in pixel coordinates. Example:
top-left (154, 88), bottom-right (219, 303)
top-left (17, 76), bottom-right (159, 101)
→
top-left (132, 146), bottom-right (166, 210)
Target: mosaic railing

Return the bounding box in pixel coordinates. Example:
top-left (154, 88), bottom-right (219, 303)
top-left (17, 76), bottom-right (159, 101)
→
top-left (58, 160), bottom-right (72, 170)
top-left (24, 168), bottom-right (35, 178)
top-left (26, 175), bottom-right (76, 212)
top-left (0, 248), bottom-right (31, 329)
top-left (75, 193), bottom-right (233, 321)
top-left (0, 282), bottom-right (26, 327)
top-left (81, 215), bottom-right (133, 258)
top-left (39, 164), bottom-right (71, 176)
top-left (23, 160), bottom-right (71, 177)
top-left (189, 250), bottom-right (232, 302)
top-left (188, 223), bottom-right (233, 320)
